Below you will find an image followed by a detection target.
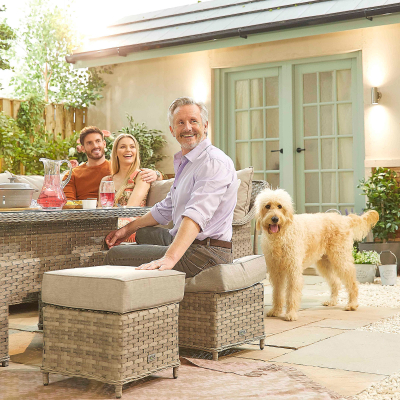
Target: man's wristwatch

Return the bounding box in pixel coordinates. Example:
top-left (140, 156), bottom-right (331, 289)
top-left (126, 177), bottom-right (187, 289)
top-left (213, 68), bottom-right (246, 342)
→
top-left (155, 170), bottom-right (161, 179)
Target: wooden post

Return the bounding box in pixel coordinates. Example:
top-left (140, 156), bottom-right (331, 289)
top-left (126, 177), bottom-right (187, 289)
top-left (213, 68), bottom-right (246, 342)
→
top-left (75, 108), bottom-right (84, 133)
top-left (55, 104), bottom-right (65, 139)
top-left (12, 100), bottom-right (21, 119)
top-left (64, 107), bottom-right (75, 138)
top-left (2, 99), bottom-right (11, 117)
top-left (45, 104), bottom-right (56, 139)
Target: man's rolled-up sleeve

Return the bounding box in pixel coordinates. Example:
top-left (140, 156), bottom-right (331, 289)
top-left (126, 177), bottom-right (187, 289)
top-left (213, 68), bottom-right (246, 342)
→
top-left (182, 159), bottom-right (234, 231)
top-left (151, 191), bottom-right (173, 225)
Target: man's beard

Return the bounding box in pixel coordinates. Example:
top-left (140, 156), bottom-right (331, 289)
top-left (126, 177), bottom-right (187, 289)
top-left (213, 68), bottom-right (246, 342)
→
top-left (86, 148), bottom-right (105, 160)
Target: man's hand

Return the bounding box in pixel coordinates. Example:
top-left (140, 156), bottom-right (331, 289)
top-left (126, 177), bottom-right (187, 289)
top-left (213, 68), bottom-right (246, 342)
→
top-left (137, 255), bottom-right (176, 271)
top-left (140, 168), bottom-right (161, 183)
top-left (105, 226), bottom-right (133, 248)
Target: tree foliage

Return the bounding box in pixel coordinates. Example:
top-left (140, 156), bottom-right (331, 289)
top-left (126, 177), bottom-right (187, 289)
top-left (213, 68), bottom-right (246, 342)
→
top-left (10, 0), bottom-right (111, 107)
top-left (0, 5), bottom-right (16, 87)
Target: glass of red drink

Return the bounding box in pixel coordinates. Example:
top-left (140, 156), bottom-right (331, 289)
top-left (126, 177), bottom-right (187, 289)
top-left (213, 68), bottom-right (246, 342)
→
top-left (99, 181), bottom-right (115, 208)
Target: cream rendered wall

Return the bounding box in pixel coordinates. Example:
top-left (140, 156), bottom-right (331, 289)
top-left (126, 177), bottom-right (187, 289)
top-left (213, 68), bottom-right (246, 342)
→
top-left (89, 23), bottom-right (400, 174)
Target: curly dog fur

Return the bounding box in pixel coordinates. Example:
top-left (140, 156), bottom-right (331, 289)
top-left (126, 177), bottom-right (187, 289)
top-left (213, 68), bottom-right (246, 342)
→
top-left (255, 188), bottom-right (379, 321)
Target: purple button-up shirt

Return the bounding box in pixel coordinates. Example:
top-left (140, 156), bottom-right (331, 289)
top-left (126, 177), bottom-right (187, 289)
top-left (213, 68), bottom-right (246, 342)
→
top-left (151, 139), bottom-right (237, 241)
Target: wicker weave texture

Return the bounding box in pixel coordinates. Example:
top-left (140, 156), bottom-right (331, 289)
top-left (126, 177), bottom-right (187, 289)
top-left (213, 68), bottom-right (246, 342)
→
top-left (0, 298), bottom-right (8, 364)
top-left (232, 222), bottom-right (252, 259)
top-left (179, 283), bottom-right (265, 352)
top-left (0, 219), bottom-right (112, 307)
top-left (42, 303), bottom-right (180, 384)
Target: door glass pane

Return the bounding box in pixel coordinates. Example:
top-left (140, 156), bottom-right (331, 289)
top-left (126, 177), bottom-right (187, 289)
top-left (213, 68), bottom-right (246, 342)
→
top-left (250, 78), bottom-right (263, 108)
top-left (236, 111), bottom-right (249, 140)
top-left (236, 143), bottom-right (249, 170)
top-left (266, 173), bottom-right (280, 189)
top-left (320, 105), bottom-right (334, 136)
top-left (266, 141), bottom-right (280, 170)
top-left (235, 80), bottom-right (249, 109)
top-left (305, 173), bottom-right (319, 203)
top-left (251, 142), bottom-right (264, 171)
top-left (322, 172), bottom-right (336, 203)
top-left (266, 108), bottom-right (279, 138)
top-left (266, 76), bottom-right (279, 106)
top-left (339, 172), bottom-right (354, 203)
top-left (322, 206), bottom-right (339, 212)
top-left (304, 106), bottom-right (318, 137)
top-left (251, 110), bottom-right (263, 139)
top-left (306, 206), bottom-right (320, 213)
top-left (253, 172), bottom-right (264, 180)
top-left (320, 71), bottom-right (334, 102)
top-left (337, 104), bottom-right (352, 135)
top-left (304, 139), bottom-right (318, 170)
top-left (303, 73), bottom-right (317, 104)
top-left (337, 69), bottom-right (351, 101)
top-left (321, 138), bottom-right (335, 169)
top-left (338, 137), bottom-right (353, 169)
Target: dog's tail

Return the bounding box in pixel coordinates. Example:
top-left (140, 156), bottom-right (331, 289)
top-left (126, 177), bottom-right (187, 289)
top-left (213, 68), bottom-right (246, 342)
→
top-left (348, 210), bottom-right (379, 241)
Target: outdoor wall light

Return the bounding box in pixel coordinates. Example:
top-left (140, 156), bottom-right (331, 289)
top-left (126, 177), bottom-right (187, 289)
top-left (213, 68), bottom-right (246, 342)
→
top-left (371, 87), bottom-right (382, 104)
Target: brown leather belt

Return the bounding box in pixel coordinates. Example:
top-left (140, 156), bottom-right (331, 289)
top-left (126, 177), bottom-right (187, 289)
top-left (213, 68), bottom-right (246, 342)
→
top-left (192, 238), bottom-right (232, 249)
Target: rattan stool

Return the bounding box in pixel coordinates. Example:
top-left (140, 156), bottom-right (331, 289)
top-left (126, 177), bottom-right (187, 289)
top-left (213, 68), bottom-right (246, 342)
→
top-left (0, 294), bottom-right (9, 367)
top-left (179, 255), bottom-right (266, 360)
top-left (40, 266), bottom-right (185, 398)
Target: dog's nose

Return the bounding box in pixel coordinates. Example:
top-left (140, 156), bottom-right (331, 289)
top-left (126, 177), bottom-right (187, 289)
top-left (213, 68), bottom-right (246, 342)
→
top-left (271, 216), bottom-right (279, 224)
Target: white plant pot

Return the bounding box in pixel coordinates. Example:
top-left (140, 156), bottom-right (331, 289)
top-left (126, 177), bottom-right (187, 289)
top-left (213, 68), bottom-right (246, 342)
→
top-left (355, 264), bottom-right (377, 283)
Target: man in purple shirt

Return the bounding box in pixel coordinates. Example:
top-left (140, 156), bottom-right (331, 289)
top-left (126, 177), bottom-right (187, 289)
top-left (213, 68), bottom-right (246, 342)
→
top-left (104, 97), bottom-right (237, 277)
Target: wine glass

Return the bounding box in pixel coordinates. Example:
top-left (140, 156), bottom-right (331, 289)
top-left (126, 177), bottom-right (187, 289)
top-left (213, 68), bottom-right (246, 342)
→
top-left (99, 181), bottom-right (115, 209)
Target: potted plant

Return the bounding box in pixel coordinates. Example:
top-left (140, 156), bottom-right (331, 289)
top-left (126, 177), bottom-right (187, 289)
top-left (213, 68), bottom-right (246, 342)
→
top-left (357, 167), bottom-right (400, 275)
top-left (353, 246), bottom-right (380, 283)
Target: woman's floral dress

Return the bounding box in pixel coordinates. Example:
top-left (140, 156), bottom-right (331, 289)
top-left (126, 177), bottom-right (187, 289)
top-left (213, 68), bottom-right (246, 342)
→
top-left (102, 170), bottom-right (148, 242)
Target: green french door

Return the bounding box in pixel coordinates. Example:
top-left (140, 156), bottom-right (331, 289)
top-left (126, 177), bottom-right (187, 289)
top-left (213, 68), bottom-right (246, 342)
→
top-left (227, 67), bottom-right (282, 188)
top-left (218, 53), bottom-right (364, 214)
top-left (294, 58), bottom-right (362, 213)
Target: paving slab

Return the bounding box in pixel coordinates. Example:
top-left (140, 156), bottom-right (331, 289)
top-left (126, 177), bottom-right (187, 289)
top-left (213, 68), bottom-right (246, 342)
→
top-left (264, 326), bottom-right (345, 349)
top-left (299, 306), bottom-right (400, 322)
top-left (273, 330), bottom-right (400, 375)
top-left (9, 331), bottom-right (43, 366)
top-left (264, 315), bottom-right (325, 335)
top-left (269, 361), bottom-right (387, 397)
top-left (307, 319), bottom-right (373, 330)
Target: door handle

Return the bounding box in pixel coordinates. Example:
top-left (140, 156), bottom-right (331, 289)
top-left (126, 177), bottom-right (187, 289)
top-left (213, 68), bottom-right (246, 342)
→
top-left (296, 147), bottom-right (306, 153)
top-left (271, 149), bottom-right (283, 154)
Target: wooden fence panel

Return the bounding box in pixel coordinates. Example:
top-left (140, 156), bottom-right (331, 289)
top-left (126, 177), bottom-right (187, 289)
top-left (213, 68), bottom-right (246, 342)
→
top-left (1, 99), bottom-right (11, 116)
top-left (45, 104), bottom-right (56, 139)
top-left (54, 104), bottom-right (65, 139)
top-left (75, 108), bottom-right (85, 132)
top-left (64, 108), bottom-right (75, 138)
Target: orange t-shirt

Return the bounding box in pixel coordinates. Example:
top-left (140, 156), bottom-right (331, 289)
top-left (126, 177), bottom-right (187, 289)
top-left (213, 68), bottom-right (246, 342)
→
top-left (63, 160), bottom-right (112, 200)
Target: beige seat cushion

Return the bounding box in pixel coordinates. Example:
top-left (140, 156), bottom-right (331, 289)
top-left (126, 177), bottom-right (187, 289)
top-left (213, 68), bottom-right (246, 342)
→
top-left (234, 167), bottom-right (254, 221)
top-left (0, 171), bottom-right (13, 183)
top-left (42, 266), bottom-right (186, 313)
top-left (146, 178), bottom-right (174, 207)
top-left (184, 255), bottom-right (266, 293)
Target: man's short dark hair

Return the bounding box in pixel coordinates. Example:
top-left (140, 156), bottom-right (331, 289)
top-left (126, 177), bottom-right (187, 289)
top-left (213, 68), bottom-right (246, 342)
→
top-left (79, 126), bottom-right (104, 145)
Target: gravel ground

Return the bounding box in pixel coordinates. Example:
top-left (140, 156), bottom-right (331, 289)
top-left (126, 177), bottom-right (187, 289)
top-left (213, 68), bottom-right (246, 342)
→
top-left (318, 279), bottom-right (400, 399)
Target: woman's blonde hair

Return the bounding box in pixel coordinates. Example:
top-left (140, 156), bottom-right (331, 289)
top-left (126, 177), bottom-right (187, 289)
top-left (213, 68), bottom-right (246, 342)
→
top-left (110, 133), bottom-right (141, 205)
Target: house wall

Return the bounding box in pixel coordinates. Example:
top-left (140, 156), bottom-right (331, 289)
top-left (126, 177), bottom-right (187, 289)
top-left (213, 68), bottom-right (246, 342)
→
top-left (89, 23), bottom-right (400, 174)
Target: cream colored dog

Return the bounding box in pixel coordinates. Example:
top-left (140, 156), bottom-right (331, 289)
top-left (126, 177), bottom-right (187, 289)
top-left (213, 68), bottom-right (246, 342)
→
top-left (255, 188), bottom-right (379, 321)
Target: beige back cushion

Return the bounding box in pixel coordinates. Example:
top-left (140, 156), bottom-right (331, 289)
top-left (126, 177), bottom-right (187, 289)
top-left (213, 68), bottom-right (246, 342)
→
top-left (13, 174), bottom-right (44, 200)
top-left (146, 169), bottom-right (253, 221)
top-left (0, 171), bottom-right (13, 184)
top-left (146, 178), bottom-right (174, 207)
top-left (234, 167), bottom-right (254, 220)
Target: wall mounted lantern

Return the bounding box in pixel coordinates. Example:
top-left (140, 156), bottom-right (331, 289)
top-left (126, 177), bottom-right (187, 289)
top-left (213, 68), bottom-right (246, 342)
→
top-left (371, 87), bottom-right (382, 104)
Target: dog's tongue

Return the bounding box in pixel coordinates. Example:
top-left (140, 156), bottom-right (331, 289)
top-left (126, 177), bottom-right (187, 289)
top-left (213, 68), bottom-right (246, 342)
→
top-left (270, 224), bottom-right (279, 233)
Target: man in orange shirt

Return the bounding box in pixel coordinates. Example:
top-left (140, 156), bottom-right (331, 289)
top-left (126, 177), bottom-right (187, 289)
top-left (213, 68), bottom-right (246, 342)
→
top-left (64, 126), bottom-right (160, 200)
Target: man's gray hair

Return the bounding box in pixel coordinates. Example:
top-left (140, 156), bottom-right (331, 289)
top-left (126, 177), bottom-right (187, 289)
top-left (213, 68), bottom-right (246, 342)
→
top-left (168, 97), bottom-right (208, 127)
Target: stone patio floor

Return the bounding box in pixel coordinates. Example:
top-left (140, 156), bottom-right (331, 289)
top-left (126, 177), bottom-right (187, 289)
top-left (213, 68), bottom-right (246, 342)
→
top-left (4, 274), bottom-right (400, 398)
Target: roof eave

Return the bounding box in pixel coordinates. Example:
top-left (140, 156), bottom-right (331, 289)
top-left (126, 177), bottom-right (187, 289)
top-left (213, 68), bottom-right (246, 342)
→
top-left (66, 4), bottom-right (400, 64)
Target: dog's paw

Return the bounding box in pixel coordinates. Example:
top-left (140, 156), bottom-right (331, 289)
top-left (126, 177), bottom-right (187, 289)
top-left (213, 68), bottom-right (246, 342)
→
top-left (322, 300), bottom-right (337, 307)
top-left (344, 303), bottom-right (358, 311)
top-left (266, 309), bottom-right (282, 318)
top-left (284, 311), bottom-right (298, 321)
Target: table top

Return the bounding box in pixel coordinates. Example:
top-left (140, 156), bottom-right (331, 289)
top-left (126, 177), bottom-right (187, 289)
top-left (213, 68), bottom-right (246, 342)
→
top-left (0, 207), bottom-right (151, 223)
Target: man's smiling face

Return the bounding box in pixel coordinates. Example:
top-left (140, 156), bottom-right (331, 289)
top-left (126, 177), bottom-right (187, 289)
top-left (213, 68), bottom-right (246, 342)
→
top-left (82, 133), bottom-right (106, 160)
top-left (170, 104), bottom-right (208, 155)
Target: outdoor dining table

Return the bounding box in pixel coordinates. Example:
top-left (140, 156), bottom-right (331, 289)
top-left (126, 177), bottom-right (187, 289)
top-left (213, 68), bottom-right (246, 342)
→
top-left (0, 206), bottom-right (150, 367)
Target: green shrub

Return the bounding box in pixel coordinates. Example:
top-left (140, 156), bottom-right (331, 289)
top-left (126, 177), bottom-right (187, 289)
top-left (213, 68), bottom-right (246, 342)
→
top-left (352, 247), bottom-right (381, 265)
